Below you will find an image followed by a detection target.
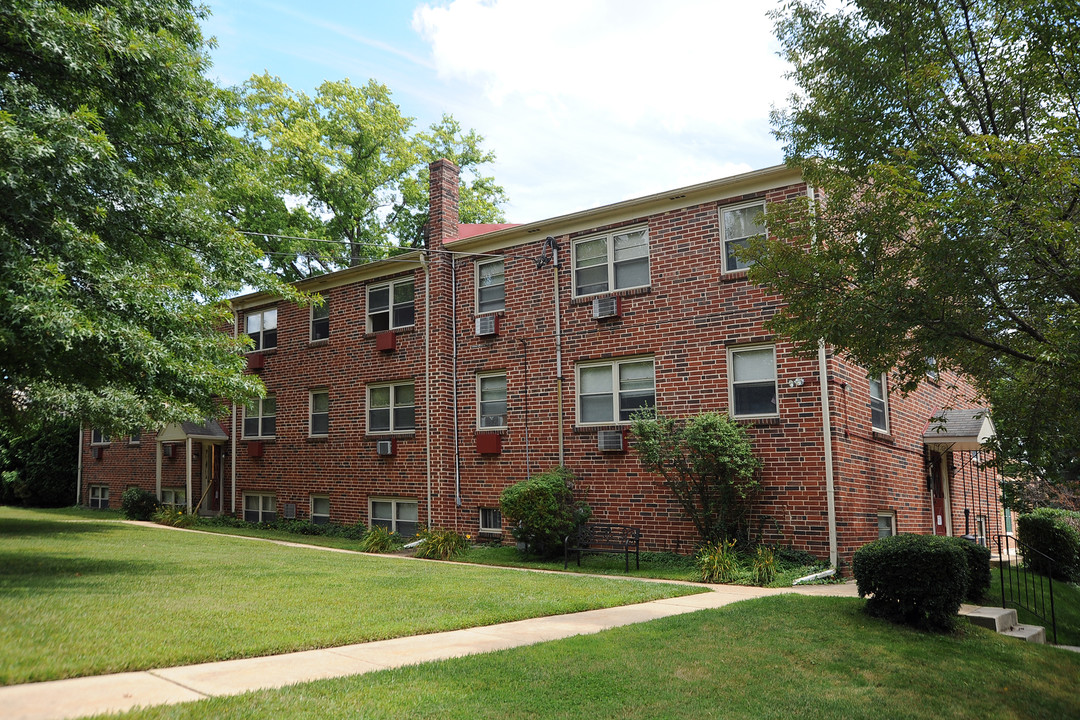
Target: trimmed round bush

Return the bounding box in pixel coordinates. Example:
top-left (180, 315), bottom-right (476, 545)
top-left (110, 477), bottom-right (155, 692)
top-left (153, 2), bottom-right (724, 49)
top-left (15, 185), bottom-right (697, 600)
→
top-left (120, 487), bottom-right (159, 520)
top-left (1016, 508), bottom-right (1080, 581)
top-left (499, 467), bottom-right (591, 557)
top-left (852, 534), bottom-right (968, 632)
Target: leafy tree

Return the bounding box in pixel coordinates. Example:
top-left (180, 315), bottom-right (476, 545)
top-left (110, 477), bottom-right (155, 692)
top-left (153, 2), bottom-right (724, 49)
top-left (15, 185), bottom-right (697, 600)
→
top-left (228, 77), bottom-right (507, 279)
top-left (748, 0), bottom-right (1080, 490)
top-left (631, 412), bottom-right (762, 544)
top-left (0, 0), bottom-right (292, 431)
top-left (0, 418), bottom-right (79, 507)
top-left (499, 467), bottom-right (591, 557)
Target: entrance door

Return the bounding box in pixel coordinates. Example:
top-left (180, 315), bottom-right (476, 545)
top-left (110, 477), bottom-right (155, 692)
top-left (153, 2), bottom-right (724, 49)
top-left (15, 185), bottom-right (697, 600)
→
top-left (200, 443), bottom-right (222, 514)
top-left (929, 451), bottom-right (947, 535)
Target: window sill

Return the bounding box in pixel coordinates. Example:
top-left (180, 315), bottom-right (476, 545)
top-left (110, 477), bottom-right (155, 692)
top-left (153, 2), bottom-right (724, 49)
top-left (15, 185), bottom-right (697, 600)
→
top-left (365, 432), bottom-right (416, 440)
top-left (476, 427), bottom-right (508, 435)
top-left (308, 338), bottom-right (329, 347)
top-left (569, 286), bottom-right (652, 305)
top-left (871, 430), bottom-right (895, 443)
top-left (243, 437), bottom-right (276, 443)
top-left (246, 348), bottom-right (277, 355)
top-left (734, 416), bottom-right (781, 426)
top-left (306, 436), bottom-right (329, 443)
top-left (572, 424), bottom-right (628, 434)
top-left (364, 326), bottom-right (416, 338)
top-left (720, 270), bottom-right (750, 283)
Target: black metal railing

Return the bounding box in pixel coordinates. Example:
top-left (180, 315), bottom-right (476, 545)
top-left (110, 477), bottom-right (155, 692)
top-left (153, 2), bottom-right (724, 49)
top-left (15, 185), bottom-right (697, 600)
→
top-left (995, 534), bottom-right (1057, 645)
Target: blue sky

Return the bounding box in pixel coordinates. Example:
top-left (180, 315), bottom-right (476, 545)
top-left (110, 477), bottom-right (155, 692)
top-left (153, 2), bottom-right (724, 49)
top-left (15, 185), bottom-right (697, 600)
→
top-left (201, 0), bottom-right (794, 224)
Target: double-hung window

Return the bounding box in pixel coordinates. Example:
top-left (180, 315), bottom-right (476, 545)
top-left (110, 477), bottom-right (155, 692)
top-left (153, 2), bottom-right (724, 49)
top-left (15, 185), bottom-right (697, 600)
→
top-left (368, 382), bottom-right (415, 433)
top-left (721, 201), bottom-right (766, 273)
top-left (877, 511), bottom-right (897, 539)
top-left (869, 373), bottom-right (889, 433)
top-left (244, 493), bottom-right (276, 523)
top-left (243, 396), bottom-right (276, 438)
top-left (480, 507), bottom-right (503, 533)
top-left (89, 485), bottom-right (109, 509)
top-left (477, 373), bottom-right (507, 429)
top-left (577, 358), bottom-right (655, 424)
top-left (729, 346), bottom-right (778, 418)
top-left (573, 228), bottom-right (649, 297)
top-left (370, 497), bottom-right (418, 536)
top-left (310, 390), bottom-right (329, 437)
top-left (368, 279), bottom-right (415, 332)
top-left (161, 488), bottom-right (186, 509)
top-left (245, 308), bottom-right (278, 350)
top-left (311, 298), bottom-right (329, 341)
top-left (310, 496), bottom-right (330, 525)
top-left (476, 258), bottom-right (505, 313)
top-left (91, 429), bottom-right (110, 445)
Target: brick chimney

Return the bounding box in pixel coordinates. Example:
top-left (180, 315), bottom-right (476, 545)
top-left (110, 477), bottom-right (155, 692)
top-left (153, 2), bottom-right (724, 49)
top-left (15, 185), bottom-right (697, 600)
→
top-left (427, 158), bottom-right (460, 249)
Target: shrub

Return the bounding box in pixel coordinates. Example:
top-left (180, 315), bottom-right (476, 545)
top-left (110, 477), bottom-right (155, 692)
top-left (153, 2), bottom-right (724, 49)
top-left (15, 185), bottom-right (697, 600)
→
top-left (752, 545), bottom-right (777, 586)
top-left (946, 537), bottom-right (992, 603)
top-left (414, 526), bottom-right (471, 560)
top-left (358, 525), bottom-right (397, 553)
top-left (120, 488), bottom-right (159, 521)
top-left (852, 534), bottom-right (968, 632)
top-left (153, 506), bottom-right (197, 528)
top-left (1016, 508), bottom-right (1080, 580)
top-left (500, 467), bottom-right (591, 557)
top-left (697, 539), bottom-right (739, 583)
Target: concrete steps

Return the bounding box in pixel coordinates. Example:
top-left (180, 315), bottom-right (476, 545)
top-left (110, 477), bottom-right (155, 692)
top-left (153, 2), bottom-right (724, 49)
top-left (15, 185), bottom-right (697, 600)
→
top-left (961, 605), bottom-right (1046, 644)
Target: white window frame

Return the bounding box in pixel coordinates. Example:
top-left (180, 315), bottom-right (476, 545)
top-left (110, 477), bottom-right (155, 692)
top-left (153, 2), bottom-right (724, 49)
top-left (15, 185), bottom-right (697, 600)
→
top-left (310, 495), bottom-right (330, 525)
top-left (245, 307), bottom-right (278, 351)
top-left (161, 488), bottom-right (186, 509)
top-left (367, 381), bottom-right (416, 434)
top-left (127, 431), bottom-right (141, 446)
top-left (877, 510), bottom-right (897, 539)
top-left (728, 345), bottom-right (779, 419)
top-left (475, 257), bottom-right (505, 314)
top-left (243, 493), bottom-right (276, 523)
top-left (243, 395), bottom-right (276, 439)
top-left (477, 372), bottom-right (508, 430)
top-left (721, 200), bottom-right (766, 273)
top-left (369, 497), bottom-right (419, 536)
top-left (89, 485), bottom-right (109, 509)
top-left (309, 389), bottom-right (329, 437)
top-left (367, 279), bottom-right (415, 332)
top-left (869, 373), bottom-right (889, 433)
top-left (571, 226), bottom-right (650, 298)
top-left (479, 507), bottom-right (503, 534)
top-left (576, 357), bottom-right (656, 426)
top-left (310, 297), bottom-right (330, 341)
top-left (90, 429), bottom-right (110, 445)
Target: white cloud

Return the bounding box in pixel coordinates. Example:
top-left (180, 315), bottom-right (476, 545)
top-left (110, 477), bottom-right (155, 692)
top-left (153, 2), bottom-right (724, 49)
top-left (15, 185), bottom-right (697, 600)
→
top-left (412, 0), bottom-right (793, 222)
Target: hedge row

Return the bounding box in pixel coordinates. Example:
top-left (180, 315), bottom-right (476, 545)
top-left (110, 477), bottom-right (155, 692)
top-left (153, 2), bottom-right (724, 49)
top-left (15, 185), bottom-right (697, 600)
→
top-left (1016, 508), bottom-right (1080, 580)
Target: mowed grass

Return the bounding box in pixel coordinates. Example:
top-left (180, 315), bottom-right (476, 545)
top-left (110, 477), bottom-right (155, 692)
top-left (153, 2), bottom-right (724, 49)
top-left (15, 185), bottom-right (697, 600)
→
top-left (0, 508), bottom-right (701, 685)
top-left (986, 566), bottom-right (1080, 646)
top-left (97, 595), bottom-right (1080, 720)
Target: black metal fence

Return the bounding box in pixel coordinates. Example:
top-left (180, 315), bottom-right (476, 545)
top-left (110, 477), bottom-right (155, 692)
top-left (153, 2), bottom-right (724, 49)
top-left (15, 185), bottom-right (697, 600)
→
top-left (995, 534), bottom-right (1057, 645)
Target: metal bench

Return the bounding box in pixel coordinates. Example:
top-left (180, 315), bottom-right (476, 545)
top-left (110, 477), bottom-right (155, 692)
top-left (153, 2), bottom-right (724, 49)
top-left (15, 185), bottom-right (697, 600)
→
top-left (564, 523), bottom-right (641, 572)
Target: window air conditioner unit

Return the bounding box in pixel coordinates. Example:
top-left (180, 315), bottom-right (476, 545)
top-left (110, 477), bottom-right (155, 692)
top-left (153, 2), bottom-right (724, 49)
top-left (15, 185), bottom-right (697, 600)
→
top-left (91, 446), bottom-right (103, 460)
top-left (162, 444), bottom-right (175, 458)
top-left (475, 314), bottom-right (499, 337)
top-left (283, 503), bottom-right (296, 520)
top-left (247, 441), bottom-right (264, 458)
top-left (247, 352), bottom-right (265, 371)
top-left (376, 439), bottom-right (396, 456)
top-left (592, 296), bottom-right (621, 320)
top-left (376, 331), bottom-right (396, 352)
top-left (597, 429), bottom-right (627, 452)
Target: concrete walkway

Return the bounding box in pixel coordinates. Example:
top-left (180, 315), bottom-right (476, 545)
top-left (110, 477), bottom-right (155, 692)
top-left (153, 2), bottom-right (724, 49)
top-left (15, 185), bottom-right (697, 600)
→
top-left (0, 577), bottom-right (858, 720)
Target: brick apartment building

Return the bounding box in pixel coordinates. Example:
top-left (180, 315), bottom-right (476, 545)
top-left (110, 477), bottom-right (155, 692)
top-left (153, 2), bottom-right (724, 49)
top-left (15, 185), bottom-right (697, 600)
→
top-left (79, 160), bottom-right (1007, 566)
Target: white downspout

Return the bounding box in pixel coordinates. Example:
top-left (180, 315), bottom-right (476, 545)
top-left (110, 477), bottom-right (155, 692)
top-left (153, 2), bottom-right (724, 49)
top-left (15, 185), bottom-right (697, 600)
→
top-left (552, 240), bottom-right (564, 466)
top-left (818, 339), bottom-right (839, 568)
top-left (231, 308), bottom-right (238, 514)
top-left (185, 437), bottom-right (193, 514)
top-left (452, 257), bottom-right (461, 508)
top-left (421, 255), bottom-right (433, 527)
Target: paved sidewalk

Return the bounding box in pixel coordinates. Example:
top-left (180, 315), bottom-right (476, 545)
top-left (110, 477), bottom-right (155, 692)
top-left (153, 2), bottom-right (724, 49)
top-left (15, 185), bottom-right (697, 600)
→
top-left (0, 581), bottom-right (857, 720)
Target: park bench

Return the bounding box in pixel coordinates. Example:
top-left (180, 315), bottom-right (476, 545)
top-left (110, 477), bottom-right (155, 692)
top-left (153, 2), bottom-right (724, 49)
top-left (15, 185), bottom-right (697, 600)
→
top-left (564, 523), bottom-right (641, 572)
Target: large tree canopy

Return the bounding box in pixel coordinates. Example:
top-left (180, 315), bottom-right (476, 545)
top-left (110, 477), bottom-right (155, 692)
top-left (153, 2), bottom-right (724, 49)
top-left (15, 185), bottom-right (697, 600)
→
top-left (0, 0), bottom-right (293, 432)
top-left (226, 76), bottom-right (508, 280)
top-left (748, 0), bottom-right (1080, 489)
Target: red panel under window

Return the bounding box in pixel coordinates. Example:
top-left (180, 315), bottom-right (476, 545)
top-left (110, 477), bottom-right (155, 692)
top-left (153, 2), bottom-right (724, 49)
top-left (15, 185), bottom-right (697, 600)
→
top-left (247, 353), bottom-right (265, 371)
top-left (376, 331), bottom-right (396, 352)
top-left (247, 441), bottom-right (264, 458)
top-left (476, 432), bottom-right (502, 455)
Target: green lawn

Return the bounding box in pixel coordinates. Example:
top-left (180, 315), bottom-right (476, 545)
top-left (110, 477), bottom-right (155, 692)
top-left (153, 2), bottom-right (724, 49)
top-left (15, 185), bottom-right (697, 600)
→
top-left (0, 507), bottom-right (701, 685)
top-left (986, 566), bottom-right (1080, 646)
top-left (97, 594), bottom-right (1080, 720)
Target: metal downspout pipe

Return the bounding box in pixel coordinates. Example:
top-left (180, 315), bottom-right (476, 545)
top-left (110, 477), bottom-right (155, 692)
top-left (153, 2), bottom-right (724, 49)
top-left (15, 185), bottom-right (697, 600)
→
top-left (818, 339), bottom-right (839, 568)
top-left (421, 254), bottom-right (433, 527)
top-left (452, 257), bottom-right (461, 508)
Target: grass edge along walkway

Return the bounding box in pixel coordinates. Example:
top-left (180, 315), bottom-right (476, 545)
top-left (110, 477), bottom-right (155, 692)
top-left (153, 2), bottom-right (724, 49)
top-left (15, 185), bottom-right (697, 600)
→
top-left (0, 584), bottom-right (814, 720)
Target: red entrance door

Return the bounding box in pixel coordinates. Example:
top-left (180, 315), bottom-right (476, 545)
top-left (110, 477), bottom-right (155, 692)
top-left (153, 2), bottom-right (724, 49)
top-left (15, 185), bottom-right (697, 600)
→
top-left (929, 451), bottom-right (946, 535)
